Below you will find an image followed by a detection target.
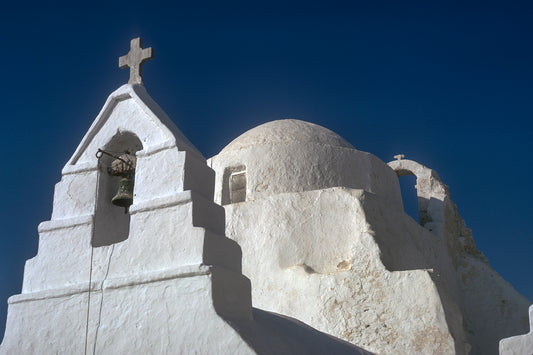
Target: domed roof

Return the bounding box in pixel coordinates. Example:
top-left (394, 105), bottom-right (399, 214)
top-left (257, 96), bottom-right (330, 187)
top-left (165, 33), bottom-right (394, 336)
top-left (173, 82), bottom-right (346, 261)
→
top-left (221, 119), bottom-right (354, 153)
top-left (210, 118), bottom-right (403, 210)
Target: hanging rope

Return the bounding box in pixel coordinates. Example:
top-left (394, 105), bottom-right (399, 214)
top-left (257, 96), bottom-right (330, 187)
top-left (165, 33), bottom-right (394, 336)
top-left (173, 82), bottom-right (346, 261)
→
top-left (84, 152), bottom-right (102, 355)
top-left (92, 245), bottom-right (115, 355)
top-left (84, 246), bottom-right (94, 355)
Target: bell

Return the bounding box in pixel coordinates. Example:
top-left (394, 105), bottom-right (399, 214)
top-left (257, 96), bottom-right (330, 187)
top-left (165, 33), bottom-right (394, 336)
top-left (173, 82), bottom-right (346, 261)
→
top-left (112, 177), bottom-right (134, 209)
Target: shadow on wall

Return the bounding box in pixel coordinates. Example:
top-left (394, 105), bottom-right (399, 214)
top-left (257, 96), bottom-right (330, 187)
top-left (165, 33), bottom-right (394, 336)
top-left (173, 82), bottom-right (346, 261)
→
top-left (369, 159), bottom-right (453, 272)
top-left (362, 192), bottom-right (441, 272)
top-left (226, 308), bottom-right (374, 354)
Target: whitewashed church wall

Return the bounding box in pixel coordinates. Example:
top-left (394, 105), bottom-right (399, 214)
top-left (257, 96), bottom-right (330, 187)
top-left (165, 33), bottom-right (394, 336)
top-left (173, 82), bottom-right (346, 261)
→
top-left (51, 171), bottom-right (98, 219)
top-left (223, 187), bottom-right (460, 354)
top-left (210, 142), bottom-right (403, 211)
top-left (3, 270), bottom-right (254, 355)
top-left (22, 222), bottom-right (94, 293)
top-left (133, 148), bottom-right (186, 201)
top-left (104, 201), bottom-right (232, 279)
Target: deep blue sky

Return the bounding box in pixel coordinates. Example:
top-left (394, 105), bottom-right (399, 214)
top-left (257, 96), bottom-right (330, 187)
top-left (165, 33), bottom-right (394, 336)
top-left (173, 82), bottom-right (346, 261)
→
top-left (1, 1), bottom-right (532, 339)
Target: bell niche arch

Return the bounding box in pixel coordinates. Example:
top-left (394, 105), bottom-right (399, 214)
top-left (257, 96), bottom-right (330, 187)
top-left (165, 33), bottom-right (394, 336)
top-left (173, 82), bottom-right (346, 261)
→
top-left (388, 158), bottom-right (449, 237)
top-left (93, 131), bottom-right (143, 247)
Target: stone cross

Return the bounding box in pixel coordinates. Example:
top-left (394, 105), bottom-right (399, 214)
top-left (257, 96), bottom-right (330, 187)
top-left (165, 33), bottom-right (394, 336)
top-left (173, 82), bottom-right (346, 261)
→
top-left (119, 38), bottom-right (154, 85)
top-left (394, 154), bottom-right (405, 161)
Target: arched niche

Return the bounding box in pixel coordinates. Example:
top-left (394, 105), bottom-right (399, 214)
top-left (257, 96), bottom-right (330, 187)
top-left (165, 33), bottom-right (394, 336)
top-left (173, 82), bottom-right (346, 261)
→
top-left (93, 131), bottom-right (143, 247)
top-left (221, 165), bottom-right (247, 205)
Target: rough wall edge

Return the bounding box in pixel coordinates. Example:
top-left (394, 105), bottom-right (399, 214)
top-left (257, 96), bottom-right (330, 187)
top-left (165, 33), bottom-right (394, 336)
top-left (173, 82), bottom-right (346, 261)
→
top-left (130, 84), bottom-right (204, 160)
top-left (38, 215), bottom-right (94, 233)
top-left (136, 140), bottom-right (176, 157)
top-left (9, 264), bottom-right (216, 304)
top-left (38, 189), bottom-right (214, 229)
top-left (65, 91), bottom-right (130, 168)
top-left (63, 84), bottom-right (204, 174)
top-left (61, 142), bottom-right (195, 176)
top-left (62, 163), bottom-right (99, 175)
top-left (129, 190), bottom-right (193, 214)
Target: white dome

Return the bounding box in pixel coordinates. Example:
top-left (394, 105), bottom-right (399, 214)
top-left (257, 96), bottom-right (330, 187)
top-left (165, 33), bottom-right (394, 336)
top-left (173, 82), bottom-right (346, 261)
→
top-left (210, 119), bottom-right (402, 209)
top-left (221, 119), bottom-right (354, 153)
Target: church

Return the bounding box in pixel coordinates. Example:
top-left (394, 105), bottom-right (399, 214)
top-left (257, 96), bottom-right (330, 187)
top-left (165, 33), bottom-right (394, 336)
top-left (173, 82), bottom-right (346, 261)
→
top-left (1, 38), bottom-right (531, 354)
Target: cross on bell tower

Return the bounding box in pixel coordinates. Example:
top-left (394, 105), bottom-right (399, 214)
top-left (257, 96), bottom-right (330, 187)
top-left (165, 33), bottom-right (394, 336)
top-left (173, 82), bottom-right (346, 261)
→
top-left (119, 37), bottom-right (154, 85)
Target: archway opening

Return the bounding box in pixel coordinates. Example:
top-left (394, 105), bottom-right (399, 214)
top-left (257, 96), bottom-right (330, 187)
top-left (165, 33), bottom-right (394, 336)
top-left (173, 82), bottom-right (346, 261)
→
top-left (93, 131), bottom-right (143, 247)
top-left (399, 174), bottom-right (419, 223)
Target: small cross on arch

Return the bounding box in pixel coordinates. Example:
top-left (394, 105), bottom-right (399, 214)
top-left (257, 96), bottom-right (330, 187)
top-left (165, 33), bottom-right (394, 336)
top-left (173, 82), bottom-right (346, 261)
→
top-left (119, 37), bottom-right (154, 85)
top-left (394, 154), bottom-right (405, 161)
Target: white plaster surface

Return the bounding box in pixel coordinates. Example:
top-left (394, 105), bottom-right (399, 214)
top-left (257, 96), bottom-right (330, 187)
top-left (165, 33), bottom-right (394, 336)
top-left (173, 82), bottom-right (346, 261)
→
top-left (210, 119), bottom-right (403, 210)
top-left (2, 266), bottom-right (255, 354)
top-left (4, 82), bottom-right (528, 354)
top-left (389, 159), bottom-right (531, 354)
top-left (1, 85), bottom-right (373, 355)
top-left (223, 188), bottom-right (460, 354)
top-left (210, 119), bottom-right (531, 355)
top-left (51, 171), bottom-right (98, 219)
top-left (1, 83), bottom-right (258, 354)
top-left (500, 305), bottom-right (533, 354)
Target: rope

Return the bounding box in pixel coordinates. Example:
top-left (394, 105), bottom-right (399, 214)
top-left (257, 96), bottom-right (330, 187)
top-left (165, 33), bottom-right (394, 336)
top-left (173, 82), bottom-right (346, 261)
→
top-left (85, 153), bottom-right (100, 355)
top-left (92, 245), bottom-right (115, 355)
top-left (84, 246), bottom-right (94, 355)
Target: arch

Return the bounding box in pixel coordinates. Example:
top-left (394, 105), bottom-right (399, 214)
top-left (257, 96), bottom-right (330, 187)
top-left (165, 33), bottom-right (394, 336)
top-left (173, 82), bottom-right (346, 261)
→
top-left (93, 131), bottom-right (143, 247)
top-left (388, 159), bottom-right (448, 236)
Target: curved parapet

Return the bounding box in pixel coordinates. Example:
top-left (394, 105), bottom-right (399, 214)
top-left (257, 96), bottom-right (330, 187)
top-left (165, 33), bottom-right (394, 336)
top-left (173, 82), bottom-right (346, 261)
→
top-left (388, 158), bottom-right (448, 236)
top-left (388, 157), bottom-right (482, 261)
top-left (388, 157), bottom-right (531, 354)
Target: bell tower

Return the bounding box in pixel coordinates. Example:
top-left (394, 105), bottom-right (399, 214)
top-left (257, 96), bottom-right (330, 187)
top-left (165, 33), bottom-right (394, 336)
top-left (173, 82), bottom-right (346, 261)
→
top-left (0, 38), bottom-right (253, 354)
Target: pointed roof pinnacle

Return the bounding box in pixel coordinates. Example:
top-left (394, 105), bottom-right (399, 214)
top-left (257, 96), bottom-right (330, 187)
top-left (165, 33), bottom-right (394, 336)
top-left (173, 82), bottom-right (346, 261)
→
top-left (119, 37), bottom-right (154, 85)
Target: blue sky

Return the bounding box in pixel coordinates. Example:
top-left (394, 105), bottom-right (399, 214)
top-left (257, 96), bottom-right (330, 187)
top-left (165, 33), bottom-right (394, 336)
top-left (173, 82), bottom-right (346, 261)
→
top-left (1, 1), bottom-right (532, 338)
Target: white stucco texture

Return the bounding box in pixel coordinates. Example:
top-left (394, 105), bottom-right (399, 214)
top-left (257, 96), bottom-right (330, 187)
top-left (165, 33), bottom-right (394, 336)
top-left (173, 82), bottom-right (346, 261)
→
top-left (210, 119), bottom-right (403, 210)
top-left (0, 85), bottom-right (373, 355)
top-left (209, 120), bottom-right (531, 355)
